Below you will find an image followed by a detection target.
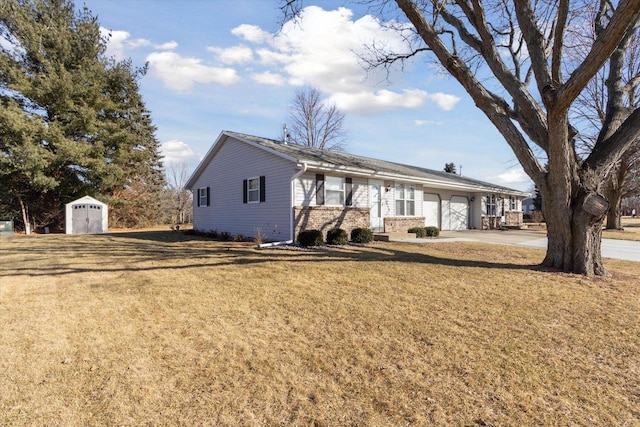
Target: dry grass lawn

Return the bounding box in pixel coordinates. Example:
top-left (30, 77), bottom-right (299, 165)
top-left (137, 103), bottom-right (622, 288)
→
top-left (1, 231), bottom-right (640, 426)
top-left (603, 217), bottom-right (640, 241)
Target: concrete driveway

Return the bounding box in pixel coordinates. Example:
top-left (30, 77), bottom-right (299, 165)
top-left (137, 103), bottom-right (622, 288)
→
top-left (402, 229), bottom-right (640, 262)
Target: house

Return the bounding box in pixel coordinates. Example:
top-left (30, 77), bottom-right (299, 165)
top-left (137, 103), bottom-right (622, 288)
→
top-left (522, 197), bottom-right (535, 215)
top-left (65, 195), bottom-right (108, 234)
top-left (185, 131), bottom-right (530, 242)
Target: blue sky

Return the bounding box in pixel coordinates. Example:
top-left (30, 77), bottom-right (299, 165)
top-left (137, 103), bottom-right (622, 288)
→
top-left (84, 0), bottom-right (532, 191)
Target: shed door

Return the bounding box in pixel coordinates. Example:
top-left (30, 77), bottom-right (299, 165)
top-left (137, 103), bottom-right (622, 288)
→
top-left (72, 204), bottom-right (102, 234)
top-left (423, 193), bottom-right (439, 227)
top-left (87, 205), bottom-right (103, 233)
top-left (450, 196), bottom-right (469, 230)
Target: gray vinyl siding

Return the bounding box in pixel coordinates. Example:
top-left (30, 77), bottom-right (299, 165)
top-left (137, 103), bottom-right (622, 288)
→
top-left (294, 172), bottom-right (368, 207)
top-left (191, 137), bottom-right (296, 241)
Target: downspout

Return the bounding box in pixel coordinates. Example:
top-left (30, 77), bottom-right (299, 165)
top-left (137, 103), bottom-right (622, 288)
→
top-left (289, 163), bottom-right (308, 242)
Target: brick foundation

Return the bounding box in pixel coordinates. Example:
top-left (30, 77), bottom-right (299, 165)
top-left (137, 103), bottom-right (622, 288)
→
top-left (294, 206), bottom-right (369, 240)
top-left (482, 212), bottom-right (523, 229)
top-left (383, 217), bottom-right (426, 232)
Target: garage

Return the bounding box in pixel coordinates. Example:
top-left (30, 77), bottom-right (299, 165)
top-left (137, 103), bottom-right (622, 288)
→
top-left (449, 196), bottom-right (469, 230)
top-left (423, 193), bottom-right (440, 227)
top-left (65, 196), bottom-right (108, 234)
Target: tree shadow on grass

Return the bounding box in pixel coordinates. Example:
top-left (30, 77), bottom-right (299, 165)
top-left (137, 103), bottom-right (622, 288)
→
top-left (0, 230), bottom-right (542, 279)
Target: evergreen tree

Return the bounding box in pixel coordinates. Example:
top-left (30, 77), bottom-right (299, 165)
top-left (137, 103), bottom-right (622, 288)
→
top-left (0, 0), bottom-right (165, 231)
top-left (443, 163), bottom-right (457, 174)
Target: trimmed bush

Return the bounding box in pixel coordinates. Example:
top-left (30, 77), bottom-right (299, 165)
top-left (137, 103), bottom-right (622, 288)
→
top-left (425, 226), bottom-right (440, 237)
top-left (326, 228), bottom-right (348, 245)
top-left (408, 226), bottom-right (427, 238)
top-left (298, 229), bottom-right (324, 247)
top-left (350, 227), bottom-right (373, 244)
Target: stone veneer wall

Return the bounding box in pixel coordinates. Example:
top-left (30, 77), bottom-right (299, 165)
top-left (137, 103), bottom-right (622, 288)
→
top-left (482, 212), bottom-right (523, 229)
top-left (505, 211), bottom-right (523, 226)
top-left (383, 217), bottom-right (426, 233)
top-left (294, 206), bottom-right (370, 240)
top-left (482, 216), bottom-right (501, 230)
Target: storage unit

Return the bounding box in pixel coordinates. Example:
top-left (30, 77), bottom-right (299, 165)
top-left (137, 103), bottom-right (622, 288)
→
top-left (65, 196), bottom-right (108, 234)
top-left (0, 220), bottom-right (14, 237)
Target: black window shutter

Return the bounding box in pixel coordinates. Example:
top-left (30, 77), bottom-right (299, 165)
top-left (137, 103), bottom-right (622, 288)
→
top-left (197, 189), bottom-right (200, 207)
top-left (316, 174), bottom-right (325, 205)
top-left (243, 179), bottom-right (248, 204)
top-left (206, 187), bottom-right (210, 206)
top-left (260, 176), bottom-right (266, 202)
top-left (345, 177), bottom-right (353, 206)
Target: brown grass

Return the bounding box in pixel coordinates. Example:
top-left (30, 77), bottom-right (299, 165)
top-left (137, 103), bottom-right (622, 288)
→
top-left (1, 231), bottom-right (640, 426)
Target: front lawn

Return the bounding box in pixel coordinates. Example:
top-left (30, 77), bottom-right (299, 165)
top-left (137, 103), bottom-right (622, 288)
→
top-left (1, 231), bottom-right (639, 426)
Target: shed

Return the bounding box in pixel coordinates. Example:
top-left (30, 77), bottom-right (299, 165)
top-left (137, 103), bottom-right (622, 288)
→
top-left (65, 196), bottom-right (108, 234)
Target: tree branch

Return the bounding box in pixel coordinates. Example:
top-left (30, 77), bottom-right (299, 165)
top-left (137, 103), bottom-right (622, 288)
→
top-left (557, 0), bottom-right (640, 110)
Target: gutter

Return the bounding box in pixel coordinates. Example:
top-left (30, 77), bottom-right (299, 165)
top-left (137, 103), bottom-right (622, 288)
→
top-left (289, 162), bottom-right (308, 242)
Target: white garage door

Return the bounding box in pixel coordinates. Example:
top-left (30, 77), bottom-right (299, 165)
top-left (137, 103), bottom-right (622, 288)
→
top-left (423, 193), bottom-right (439, 227)
top-left (449, 196), bottom-right (469, 230)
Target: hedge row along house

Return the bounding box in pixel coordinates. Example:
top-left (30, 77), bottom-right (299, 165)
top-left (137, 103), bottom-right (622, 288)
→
top-left (185, 131), bottom-right (529, 242)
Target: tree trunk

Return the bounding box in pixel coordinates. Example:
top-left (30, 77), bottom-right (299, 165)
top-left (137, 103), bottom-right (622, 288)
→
top-left (605, 188), bottom-right (623, 230)
top-left (542, 190), bottom-right (609, 276)
top-left (17, 195), bottom-right (31, 235)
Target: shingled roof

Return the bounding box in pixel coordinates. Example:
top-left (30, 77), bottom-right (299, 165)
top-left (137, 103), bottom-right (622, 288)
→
top-left (187, 130), bottom-right (528, 196)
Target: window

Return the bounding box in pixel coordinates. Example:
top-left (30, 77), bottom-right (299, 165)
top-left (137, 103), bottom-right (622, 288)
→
top-left (325, 175), bottom-right (344, 205)
top-left (243, 176), bottom-right (265, 204)
top-left (197, 187), bottom-right (210, 207)
top-left (315, 174), bottom-right (353, 206)
top-left (247, 177), bottom-right (260, 203)
top-left (510, 196), bottom-right (518, 211)
top-left (486, 194), bottom-right (497, 216)
top-left (395, 184), bottom-right (415, 216)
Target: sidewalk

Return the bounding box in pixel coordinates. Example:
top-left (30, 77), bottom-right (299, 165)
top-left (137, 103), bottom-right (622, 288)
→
top-left (394, 229), bottom-right (640, 262)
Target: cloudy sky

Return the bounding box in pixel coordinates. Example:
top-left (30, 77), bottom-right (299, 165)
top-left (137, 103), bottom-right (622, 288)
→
top-left (85, 0), bottom-right (532, 191)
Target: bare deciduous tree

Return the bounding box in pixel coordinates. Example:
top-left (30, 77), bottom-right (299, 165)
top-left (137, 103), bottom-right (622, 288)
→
top-left (288, 86), bottom-right (347, 151)
top-left (282, 0), bottom-right (640, 276)
top-left (163, 162), bottom-right (193, 225)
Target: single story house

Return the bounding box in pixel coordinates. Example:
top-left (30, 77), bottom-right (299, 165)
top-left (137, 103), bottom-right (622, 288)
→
top-left (185, 131), bottom-right (530, 242)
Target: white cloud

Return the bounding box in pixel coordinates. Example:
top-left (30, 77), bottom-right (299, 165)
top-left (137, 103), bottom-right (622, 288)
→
top-left (328, 89), bottom-right (427, 114)
top-left (415, 119), bottom-right (443, 126)
top-left (208, 45), bottom-right (253, 64)
top-left (101, 28), bottom-right (130, 60)
top-left (488, 168), bottom-right (531, 187)
top-left (426, 93), bottom-right (461, 111)
top-left (146, 51), bottom-right (240, 91)
top-left (155, 41), bottom-right (178, 50)
top-left (100, 27), bottom-right (153, 60)
top-left (161, 140), bottom-right (197, 166)
top-left (231, 24), bottom-right (273, 44)
top-left (252, 71), bottom-right (286, 86)
top-left (245, 6), bottom-right (459, 115)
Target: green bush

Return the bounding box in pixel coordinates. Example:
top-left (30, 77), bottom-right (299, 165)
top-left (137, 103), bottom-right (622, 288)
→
top-left (425, 226), bottom-right (440, 237)
top-left (350, 227), bottom-right (373, 244)
top-left (297, 229), bottom-right (324, 247)
top-left (326, 228), bottom-right (348, 245)
top-left (408, 226), bottom-right (427, 238)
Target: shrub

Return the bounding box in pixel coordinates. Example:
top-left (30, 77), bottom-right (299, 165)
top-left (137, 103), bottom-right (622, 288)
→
top-left (297, 229), bottom-right (324, 247)
top-left (350, 227), bottom-right (373, 244)
top-left (425, 226), bottom-right (440, 237)
top-left (408, 226), bottom-right (427, 238)
top-left (326, 228), bottom-right (348, 245)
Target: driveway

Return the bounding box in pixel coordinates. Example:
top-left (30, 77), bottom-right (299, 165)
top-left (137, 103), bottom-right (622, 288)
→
top-left (401, 229), bottom-right (640, 262)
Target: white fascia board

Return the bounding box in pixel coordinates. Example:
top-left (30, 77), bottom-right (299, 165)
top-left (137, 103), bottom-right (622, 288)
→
top-left (303, 162), bottom-right (526, 195)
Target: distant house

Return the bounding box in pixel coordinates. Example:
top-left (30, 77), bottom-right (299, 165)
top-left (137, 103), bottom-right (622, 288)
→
top-left (522, 198), bottom-right (535, 215)
top-left (185, 131), bottom-right (529, 242)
